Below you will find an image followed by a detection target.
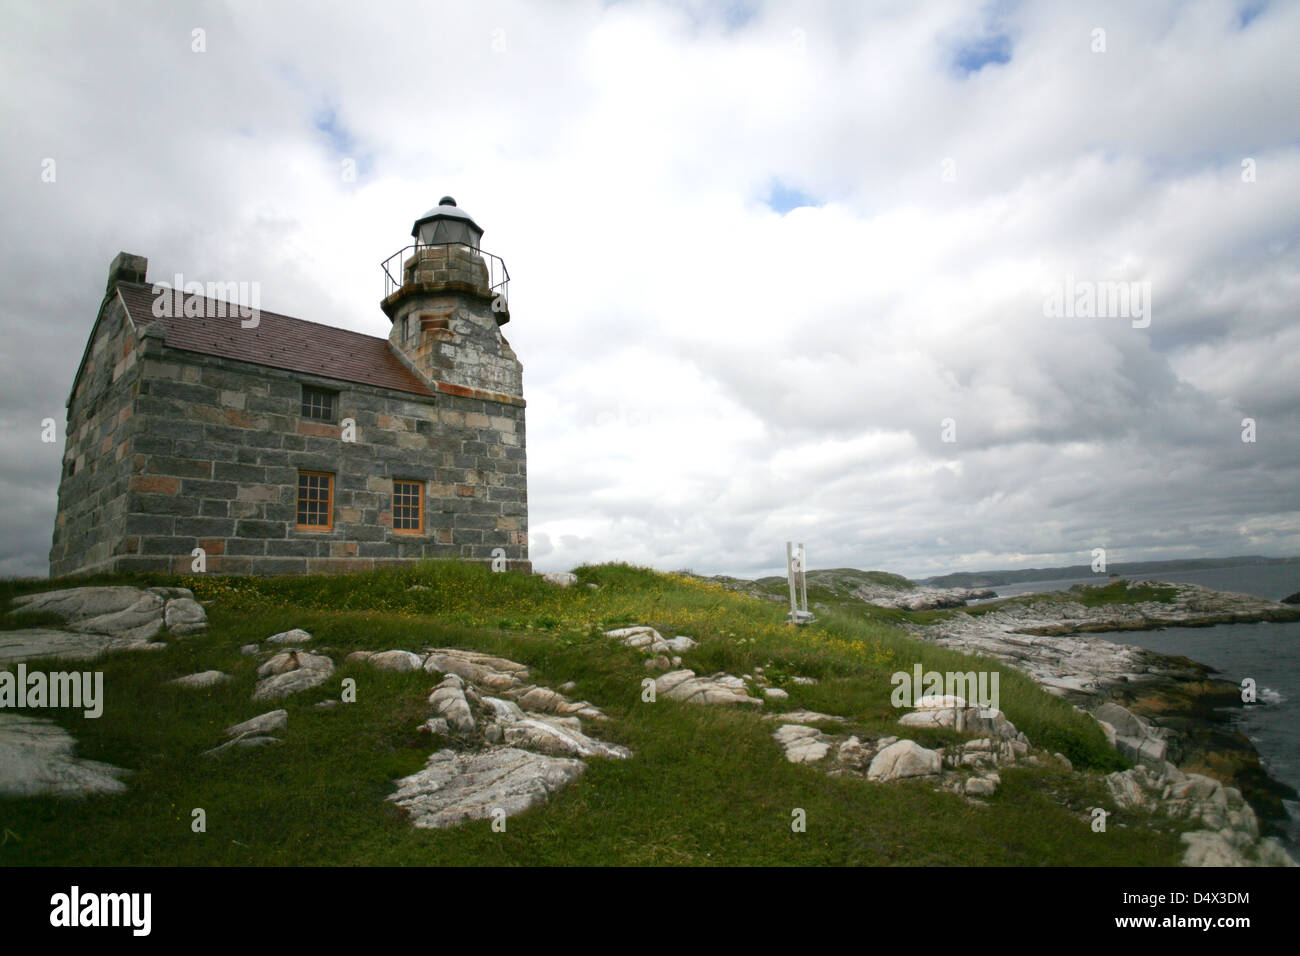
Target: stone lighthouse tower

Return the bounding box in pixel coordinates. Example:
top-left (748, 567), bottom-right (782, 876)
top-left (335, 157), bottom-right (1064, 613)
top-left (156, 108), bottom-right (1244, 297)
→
top-left (378, 197), bottom-right (529, 571)
top-left (381, 196), bottom-right (522, 399)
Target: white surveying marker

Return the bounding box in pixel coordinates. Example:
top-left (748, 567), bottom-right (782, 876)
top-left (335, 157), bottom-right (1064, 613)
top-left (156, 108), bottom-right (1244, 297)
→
top-left (786, 541), bottom-right (814, 625)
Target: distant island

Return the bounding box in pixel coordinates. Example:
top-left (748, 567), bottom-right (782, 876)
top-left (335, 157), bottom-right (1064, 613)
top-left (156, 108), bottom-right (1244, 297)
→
top-left (920, 554), bottom-right (1300, 589)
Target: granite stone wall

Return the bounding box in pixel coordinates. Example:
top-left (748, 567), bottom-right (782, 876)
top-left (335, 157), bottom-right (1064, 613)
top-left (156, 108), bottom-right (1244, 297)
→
top-left (109, 345), bottom-right (529, 575)
top-left (49, 294), bottom-right (144, 577)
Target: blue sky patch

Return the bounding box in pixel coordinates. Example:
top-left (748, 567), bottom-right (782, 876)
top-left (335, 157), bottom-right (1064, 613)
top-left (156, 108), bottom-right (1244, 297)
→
top-left (952, 33), bottom-right (1012, 75)
top-left (1238, 2), bottom-right (1266, 28)
top-left (765, 180), bottom-right (819, 214)
top-left (314, 108), bottom-right (355, 157)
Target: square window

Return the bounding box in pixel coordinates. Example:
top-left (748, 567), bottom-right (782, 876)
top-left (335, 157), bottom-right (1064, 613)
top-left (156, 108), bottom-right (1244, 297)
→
top-left (301, 387), bottom-right (337, 422)
top-left (392, 480), bottom-right (424, 533)
top-left (297, 471), bottom-right (333, 530)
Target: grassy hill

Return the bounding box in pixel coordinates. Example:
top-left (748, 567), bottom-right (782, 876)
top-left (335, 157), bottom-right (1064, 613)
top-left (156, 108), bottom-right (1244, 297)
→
top-left (0, 561), bottom-right (1186, 866)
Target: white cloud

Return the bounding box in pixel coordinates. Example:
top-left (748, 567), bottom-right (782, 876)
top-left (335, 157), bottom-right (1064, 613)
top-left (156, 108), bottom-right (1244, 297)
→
top-left (1, 0), bottom-right (1297, 580)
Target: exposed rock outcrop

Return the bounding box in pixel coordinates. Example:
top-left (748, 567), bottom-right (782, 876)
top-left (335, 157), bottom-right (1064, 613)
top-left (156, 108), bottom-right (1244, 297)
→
top-left (654, 669), bottom-right (762, 706)
top-left (605, 626), bottom-right (697, 656)
top-left (389, 747), bottom-right (587, 830)
top-left (853, 584), bottom-right (998, 610)
top-left (168, 670), bottom-right (232, 689)
top-left (252, 650), bottom-right (335, 701)
top-left (2, 586), bottom-right (208, 662)
top-left (362, 647), bottom-right (632, 829)
top-left (1105, 758), bottom-right (1295, 866)
top-left (0, 713), bottom-right (129, 796)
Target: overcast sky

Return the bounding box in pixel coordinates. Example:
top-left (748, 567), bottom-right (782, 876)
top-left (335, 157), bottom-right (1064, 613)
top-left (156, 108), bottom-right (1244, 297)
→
top-left (2, 0), bottom-right (1297, 581)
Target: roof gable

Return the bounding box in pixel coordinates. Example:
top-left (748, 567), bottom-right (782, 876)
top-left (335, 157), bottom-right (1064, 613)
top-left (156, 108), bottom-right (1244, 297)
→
top-left (116, 282), bottom-right (432, 397)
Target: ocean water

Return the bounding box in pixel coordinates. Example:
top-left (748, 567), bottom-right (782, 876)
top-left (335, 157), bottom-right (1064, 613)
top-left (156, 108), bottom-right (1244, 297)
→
top-left (985, 563), bottom-right (1300, 852)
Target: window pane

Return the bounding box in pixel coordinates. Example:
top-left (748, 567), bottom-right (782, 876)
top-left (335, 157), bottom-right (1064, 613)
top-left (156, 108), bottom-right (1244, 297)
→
top-left (301, 388), bottom-right (336, 421)
top-left (296, 472), bottom-right (332, 528)
top-left (393, 480), bottom-right (422, 532)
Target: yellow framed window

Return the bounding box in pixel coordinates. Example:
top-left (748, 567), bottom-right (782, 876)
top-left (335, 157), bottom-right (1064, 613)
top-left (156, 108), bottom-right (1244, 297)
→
top-left (296, 471), bottom-right (333, 530)
top-left (393, 480), bottom-right (423, 533)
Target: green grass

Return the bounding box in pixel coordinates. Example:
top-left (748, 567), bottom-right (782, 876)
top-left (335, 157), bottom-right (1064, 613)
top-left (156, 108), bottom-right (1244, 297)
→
top-left (1069, 580), bottom-right (1178, 606)
top-left (0, 561), bottom-right (1186, 865)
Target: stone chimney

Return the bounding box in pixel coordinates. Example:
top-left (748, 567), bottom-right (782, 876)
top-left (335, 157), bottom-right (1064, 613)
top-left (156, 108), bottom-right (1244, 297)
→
top-left (106, 252), bottom-right (147, 293)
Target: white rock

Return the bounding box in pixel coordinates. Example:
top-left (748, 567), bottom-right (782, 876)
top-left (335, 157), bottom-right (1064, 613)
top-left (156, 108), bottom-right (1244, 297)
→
top-left (898, 709), bottom-right (950, 729)
top-left (12, 586), bottom-right (164, 637)
top-left (428, 675), bottom-right (475, 735)
top-left (421, 717), bottom-right (450, 736)
top-left (916, 694), bottom-right (967, 709)
top-left (267, 628), bottom-right (313, 645)
top-left (772, 724), bottom-right (831, 764)
top-left (252, 652), bottom-right (334, 701)
top-left (388, 747), bottom-right (586, 829)
top-left (542, 572), bottom-right (578, 587)
top-left (1, 586), bottom-right (173, 662)
top-left (169, 670), bottom-right (231, 689)
top-left (503, 716), bottom-right (631, 759)
top-left (762, 709), bottom-right (846, 724)
top-left (364, 650), bottom-right (426, 672)
top-left (258, 652), bottom-right (303, 677)
top-left (654, 670), bottom-right (761, 706)
top-left (867, 740), bottom-right (942, 782)
top-left (1257, 838), bottom-right (1298, 867)
top-left (898, 706), bottom-right (1020, 740)
top-left (1181, 830), bottom-right (1249, 867)
top-left (164, 598), bottom-right (208, 635)
top-left (503, 684), bottom-right (607, 720)
top-left (764, 687), bottom-right (789, 700)
top-left (483, 697), bottom-right (525, 724)
top-left (0, 714), bottom-right (129, 796)
top-left (604, 626), bottom-right (671, 654)
top-left (424, 648), bottom-right (529, 690)
top-left (836, 736), bottom-right (870, 768)
top-left (226, 710), bottom-right (287, 737)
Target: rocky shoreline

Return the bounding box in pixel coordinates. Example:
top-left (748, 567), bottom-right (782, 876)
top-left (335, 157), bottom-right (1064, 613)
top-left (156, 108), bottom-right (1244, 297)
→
top-left (849, 582), bottom-right (999, 611)
top-left (899, 580), bottom-right (1299, 862)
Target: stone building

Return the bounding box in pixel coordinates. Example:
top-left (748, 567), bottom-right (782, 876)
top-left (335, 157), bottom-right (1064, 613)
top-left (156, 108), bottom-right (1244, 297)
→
top-left (50, 198), bottom-right (529, 576)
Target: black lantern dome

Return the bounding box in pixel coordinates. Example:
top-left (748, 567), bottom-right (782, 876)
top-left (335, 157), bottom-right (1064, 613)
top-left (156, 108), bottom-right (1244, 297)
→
top-left (411, 196), bottom-right (483, 249)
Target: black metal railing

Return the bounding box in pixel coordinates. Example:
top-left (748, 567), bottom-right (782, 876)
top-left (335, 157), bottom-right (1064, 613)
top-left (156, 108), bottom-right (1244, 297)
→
top-left (381, 243), bottom-right (509, 309)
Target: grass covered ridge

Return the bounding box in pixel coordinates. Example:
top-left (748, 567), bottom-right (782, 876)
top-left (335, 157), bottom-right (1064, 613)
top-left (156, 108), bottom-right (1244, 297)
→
top-left (0, 561), bottom-right (1185, 866)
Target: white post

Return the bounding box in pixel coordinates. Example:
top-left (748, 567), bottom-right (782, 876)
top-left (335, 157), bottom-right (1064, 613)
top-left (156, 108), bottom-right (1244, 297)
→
top-left (798, 541), bottom-right (808, 614)
top-left (786, 541), bottom-right (798, 622)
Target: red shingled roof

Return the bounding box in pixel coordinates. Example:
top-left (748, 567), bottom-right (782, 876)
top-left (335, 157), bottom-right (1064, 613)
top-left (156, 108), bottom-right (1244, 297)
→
top-left (116, 282), bottom-right (432, 397)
